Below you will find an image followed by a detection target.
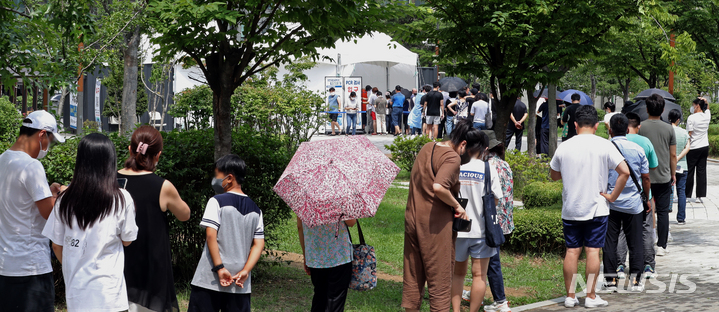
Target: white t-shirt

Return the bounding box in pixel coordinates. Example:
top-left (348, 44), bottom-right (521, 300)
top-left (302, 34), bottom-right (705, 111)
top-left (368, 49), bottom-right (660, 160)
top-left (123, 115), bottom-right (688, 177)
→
top-left (43, 189), bottom-right (138, 312)
top-left (457, 159), bottom-right (503, 239)
top-left (536, 98), bottom-right (546, 117)
top-left (603, 112), bottom-right (619, 125)
top-left (0, 150), bottom-right (53, 277)
top-left (550, 134), bottom-right (624, 221)
top-left (687, 110), bottom-right (711, 149)
top-left (471, 100), bottom-right (489, 123)
top-left (368, 93), bottom-right (377, 110)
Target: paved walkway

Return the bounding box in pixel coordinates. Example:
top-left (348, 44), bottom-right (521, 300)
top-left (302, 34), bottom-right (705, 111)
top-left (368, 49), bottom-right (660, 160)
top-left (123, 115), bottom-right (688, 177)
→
top-left (521, 161), bottom-right (719, 311)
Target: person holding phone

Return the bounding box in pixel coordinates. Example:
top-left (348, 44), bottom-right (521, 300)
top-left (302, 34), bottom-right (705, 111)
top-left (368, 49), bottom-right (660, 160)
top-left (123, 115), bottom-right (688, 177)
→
top-left (451, 132), bottom-right (502, 312)
top-left (43, 133), bottom-right (138, 311)
top-left (118, 125), bottom-right (191, 312)
top-left (0, 110), bottom-right (66, 311)
top-left (403, 119), bottom-right (484, 312)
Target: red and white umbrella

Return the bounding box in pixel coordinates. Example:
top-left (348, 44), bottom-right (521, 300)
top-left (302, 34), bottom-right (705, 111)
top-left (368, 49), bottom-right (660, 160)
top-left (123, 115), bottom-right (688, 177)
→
top-left (273, 136), bottom-right (400, 227)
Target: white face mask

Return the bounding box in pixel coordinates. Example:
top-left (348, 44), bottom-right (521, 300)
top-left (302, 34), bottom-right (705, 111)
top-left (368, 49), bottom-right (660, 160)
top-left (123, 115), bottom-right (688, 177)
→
top-left (37, 135), bottom-right (49, 159)
top-left (330, 92), bottom-right (335, 96)
top-left (350, 97), bottom-right (356, 101)
top-left (690, 105), bottom-right (695, 114)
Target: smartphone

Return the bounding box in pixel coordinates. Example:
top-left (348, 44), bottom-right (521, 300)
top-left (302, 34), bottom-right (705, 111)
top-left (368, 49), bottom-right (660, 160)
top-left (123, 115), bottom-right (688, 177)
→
top-left (118, 178), bottom-right (128, 189)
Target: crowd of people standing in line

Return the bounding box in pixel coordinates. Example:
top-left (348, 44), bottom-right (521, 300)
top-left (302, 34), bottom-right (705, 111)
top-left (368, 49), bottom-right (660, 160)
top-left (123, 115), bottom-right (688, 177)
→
top-left (0, 114), bottom-right (267, 312)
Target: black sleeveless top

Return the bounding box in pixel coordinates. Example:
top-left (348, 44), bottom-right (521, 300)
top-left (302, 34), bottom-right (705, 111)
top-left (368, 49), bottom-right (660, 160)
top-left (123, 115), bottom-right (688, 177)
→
top-left (119, 172), bottom-right (179, 312)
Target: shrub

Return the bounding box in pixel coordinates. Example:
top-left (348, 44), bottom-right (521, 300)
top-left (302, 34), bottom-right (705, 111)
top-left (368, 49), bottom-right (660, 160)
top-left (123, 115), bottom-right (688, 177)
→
top-left (709, 135), bottom-right (719, 157)
top-left (504, 205), bottom-right (565, 254)
top-left (710, 103), bottom-right (719, 124)
top-left (504, 150), bottom-right (551, 200)
top-left (523, 181), bottom-right (563, 209)
top-left (385, 135), bottom-right (436, 173)
top-left (708, 124), bottom-right (719, 136)
top-left (596, 107), bottom-right (606, 123)
top-left (0, 96), bottom-right (22, 143)
top-left (169, 84), bottom-right (213, 130)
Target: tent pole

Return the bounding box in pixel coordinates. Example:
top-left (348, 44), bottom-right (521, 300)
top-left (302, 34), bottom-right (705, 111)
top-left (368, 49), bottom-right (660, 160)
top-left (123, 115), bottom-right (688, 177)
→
top-left (386, 66), bottom-right (389, 92)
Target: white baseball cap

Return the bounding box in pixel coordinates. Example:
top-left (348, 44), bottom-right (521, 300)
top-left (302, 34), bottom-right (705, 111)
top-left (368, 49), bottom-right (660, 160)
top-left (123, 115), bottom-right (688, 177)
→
top-left (22, 110), bottom-right (65, 143)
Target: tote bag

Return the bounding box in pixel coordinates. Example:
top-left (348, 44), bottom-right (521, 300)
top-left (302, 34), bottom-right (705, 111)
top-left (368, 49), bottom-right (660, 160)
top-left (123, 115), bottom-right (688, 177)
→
top-left (483, 161), bottom-right (505, 247)
top-left (347, 221), bottom-right (377, 291)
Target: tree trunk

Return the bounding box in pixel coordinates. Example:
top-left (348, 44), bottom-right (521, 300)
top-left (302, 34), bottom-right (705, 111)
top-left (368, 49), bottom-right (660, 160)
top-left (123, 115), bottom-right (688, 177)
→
top-left (121, 26), bottom-right (141, 135)
top-left (527, 89), bottom-right (538, 158)
top-left (548, 84), bottom-right (558, 157)
top-left (213, 85), bottom-right (233, 161)
top-left (493, 84), bottom-right (520, 153)
top-left (590, 74), bottom-right (597, 106)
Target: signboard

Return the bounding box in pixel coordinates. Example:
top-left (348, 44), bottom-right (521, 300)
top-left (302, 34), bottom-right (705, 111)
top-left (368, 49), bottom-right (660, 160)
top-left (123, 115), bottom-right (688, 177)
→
top-left (94, 79), bottom-right (102, 126)
top-left (344, 77), bottom-right (363, 130)
top-left (324, 77), bottom-right (344, 132)
top-left (69, 92), bottom-right (78, 129)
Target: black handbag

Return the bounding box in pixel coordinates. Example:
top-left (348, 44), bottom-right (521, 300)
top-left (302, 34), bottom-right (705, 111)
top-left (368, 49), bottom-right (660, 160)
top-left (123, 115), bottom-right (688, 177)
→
top-left (611, 141), bottom-right (650, 212)
top-left (430, 143), bottom-right (472, 232)
top-left (483, 161), bottom-right (505, 247)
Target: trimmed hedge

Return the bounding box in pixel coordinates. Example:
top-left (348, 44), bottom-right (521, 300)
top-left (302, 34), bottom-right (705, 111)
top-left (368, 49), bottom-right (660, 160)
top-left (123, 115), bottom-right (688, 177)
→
top-left (505, 150), bottom-right (551, 200)
top-left (710, 135), bottom-right (719, 157)
top-left (505, 204), bottom-right (565, 254)
top-left (385, 135), bottom-right (436, 173)
top-left (523, 181), bottom-right (563, 209)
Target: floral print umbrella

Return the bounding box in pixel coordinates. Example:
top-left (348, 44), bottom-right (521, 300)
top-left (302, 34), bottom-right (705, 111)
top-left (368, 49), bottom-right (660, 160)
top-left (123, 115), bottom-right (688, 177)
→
top-left (273, 136), bottom-right (400, 227)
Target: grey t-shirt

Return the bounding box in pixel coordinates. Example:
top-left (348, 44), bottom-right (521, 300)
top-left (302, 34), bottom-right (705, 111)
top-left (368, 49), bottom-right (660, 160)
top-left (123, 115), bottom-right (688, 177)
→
top-left (639, 119), bottom-right (676, 184)
top-left (191, 192), bottom-right (264, 294)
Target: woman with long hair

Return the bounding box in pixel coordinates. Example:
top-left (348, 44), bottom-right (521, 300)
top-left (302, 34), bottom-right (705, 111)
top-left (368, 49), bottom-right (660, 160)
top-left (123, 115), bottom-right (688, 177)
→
top-left (685, 98), bottom-right (711, 203)
top-left (119, 125), bottom-right (191, 312)
top-left (402, 119), bottom-right (485, 312)
top-left (42, 133), bottom-right (138, 311)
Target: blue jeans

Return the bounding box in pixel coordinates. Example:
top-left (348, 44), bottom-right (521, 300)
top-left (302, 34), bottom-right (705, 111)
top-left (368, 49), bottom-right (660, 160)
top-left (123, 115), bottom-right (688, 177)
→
top-left (410, 127), bottom-right (422, 135)
top-left (391, 107), bottom-right (403, 128)
top-left (473, 122), bottom-right (486, 130)
top-left (445, 116), bottom-right (454, 135)
top-left (346, 114), bottom-right (357, 135)
top-left (487, 246), bottom-right (507, 303)
top-left (674, 171), bottom-right (687, 222)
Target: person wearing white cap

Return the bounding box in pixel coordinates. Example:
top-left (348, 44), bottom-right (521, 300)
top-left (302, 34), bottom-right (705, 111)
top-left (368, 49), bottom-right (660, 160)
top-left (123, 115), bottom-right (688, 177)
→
top-left (0, 110), bottom-right (66, 311)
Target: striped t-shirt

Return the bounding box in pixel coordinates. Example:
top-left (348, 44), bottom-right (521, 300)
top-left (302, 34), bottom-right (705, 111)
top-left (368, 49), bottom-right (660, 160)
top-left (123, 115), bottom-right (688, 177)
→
top-left (191, 192), bottom-right (264, 294)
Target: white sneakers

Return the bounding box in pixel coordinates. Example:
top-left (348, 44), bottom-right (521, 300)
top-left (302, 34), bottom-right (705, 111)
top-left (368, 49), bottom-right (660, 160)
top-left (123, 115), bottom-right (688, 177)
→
top-left (564, 296), bottom-right (580, 308)
top-left (461, 290), bottom-right (471, 302)
top-left (484, 300), bottom-right (512, 312)
top-left (565, 295), bottom-right (608, 308)
top-left (657, 247), bottom-right (667, 256)
top-left (584, 295), bottom-right (609, 308)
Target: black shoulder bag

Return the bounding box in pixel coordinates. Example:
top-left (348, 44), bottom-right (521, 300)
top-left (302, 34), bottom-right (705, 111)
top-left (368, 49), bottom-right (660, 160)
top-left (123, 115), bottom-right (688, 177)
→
top-left (483, 161), bottom-right (505, 247)
top-left (611, 141), bottom-right (650, 212)
top-left (431, 143), bottom-right (472, 232)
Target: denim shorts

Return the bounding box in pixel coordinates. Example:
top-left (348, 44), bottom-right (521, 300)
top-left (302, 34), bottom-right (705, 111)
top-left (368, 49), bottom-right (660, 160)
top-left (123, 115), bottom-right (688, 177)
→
top-left (455, 237), bottom-right (497, 262)
top-left (563, 216), bottom-right (609, 248)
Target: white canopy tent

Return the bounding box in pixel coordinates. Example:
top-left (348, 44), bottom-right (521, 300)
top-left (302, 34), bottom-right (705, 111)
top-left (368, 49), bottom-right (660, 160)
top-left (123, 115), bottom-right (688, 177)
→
top-left (279, 32), bottom-right (419, 93)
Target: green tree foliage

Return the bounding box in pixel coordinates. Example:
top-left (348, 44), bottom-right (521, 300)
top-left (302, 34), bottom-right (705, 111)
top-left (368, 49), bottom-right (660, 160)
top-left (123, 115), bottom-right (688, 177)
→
top-left (147, 0), bottom-right (395, 160)
top-left (385, 135), bottom-right (436, 173)
top-left (169, 85), bottom-right (214, 130)
top-left (675, 0), bottom-right (719, 73)
top-left (102, 54), bottom-right (147, 119)
top-left (415, 0), bottom-right (645, 141)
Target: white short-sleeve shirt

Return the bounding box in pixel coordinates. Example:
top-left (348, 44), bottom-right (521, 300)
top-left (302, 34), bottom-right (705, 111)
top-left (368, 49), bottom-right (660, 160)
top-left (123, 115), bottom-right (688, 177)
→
top-left (42, 189), bottom-right (138, 312)
top-left (550, 134), bottom-right (624, 221)
top-left (0, 150), bottom-right (53, 276)
top-left (687, 110), bottom-right (710, 149)
top-left (457, 158), bottom-right (503, 238)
